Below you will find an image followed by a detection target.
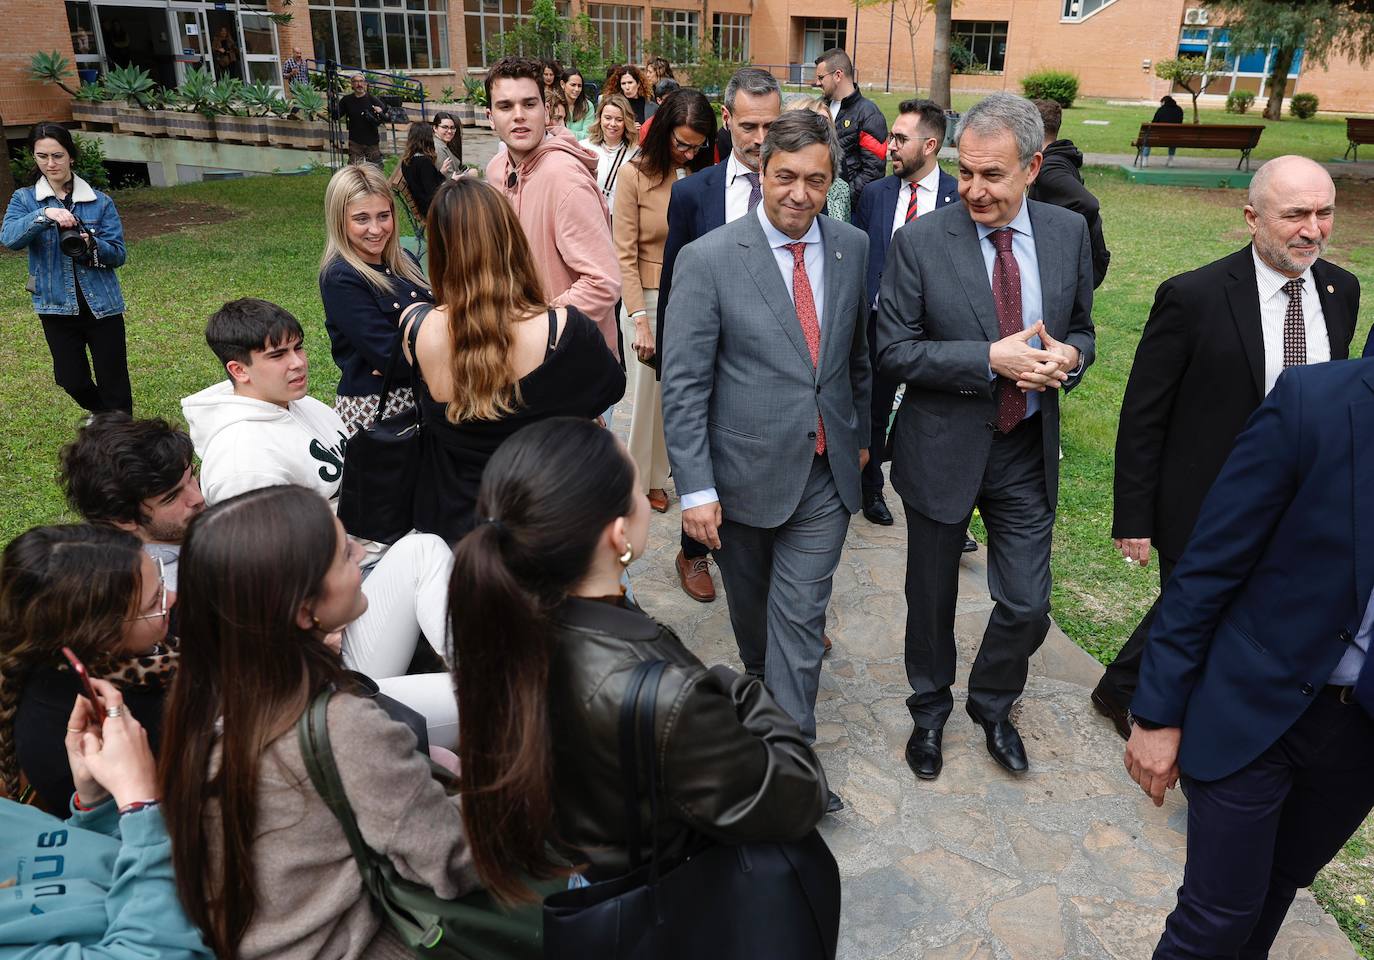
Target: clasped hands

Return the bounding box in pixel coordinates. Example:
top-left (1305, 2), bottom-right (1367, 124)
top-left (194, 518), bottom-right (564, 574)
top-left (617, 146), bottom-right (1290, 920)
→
top-left (989, 321), bottom-right (1079, 392)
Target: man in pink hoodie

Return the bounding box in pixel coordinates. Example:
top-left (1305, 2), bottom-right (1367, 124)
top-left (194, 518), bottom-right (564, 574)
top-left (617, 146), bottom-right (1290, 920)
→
top-left (484, 57), bottom-right (622, 358)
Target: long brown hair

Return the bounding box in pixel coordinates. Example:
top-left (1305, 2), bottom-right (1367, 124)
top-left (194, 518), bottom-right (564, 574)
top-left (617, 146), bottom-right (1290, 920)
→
top-left (0, 524), bottom-right (143, 797)
top-left (450, 417), bottom-right (636, 903)
top-left (424, 177), bottom-right (547, 422)
top-left (160, 486), bottom-right (345, 960)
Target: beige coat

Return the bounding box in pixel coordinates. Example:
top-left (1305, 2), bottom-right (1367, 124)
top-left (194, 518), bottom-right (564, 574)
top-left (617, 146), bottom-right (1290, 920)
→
top-left (612, 161), bottom-right (678, 317)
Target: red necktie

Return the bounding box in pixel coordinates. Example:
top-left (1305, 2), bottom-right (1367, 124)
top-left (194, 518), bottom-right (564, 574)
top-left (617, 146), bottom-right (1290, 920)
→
top-left (905, 184), bottom-right (919, 222)
top-left (991, 228), bottom-right (1026, 433)
top-left (785, 241), bottom-right (826, 455)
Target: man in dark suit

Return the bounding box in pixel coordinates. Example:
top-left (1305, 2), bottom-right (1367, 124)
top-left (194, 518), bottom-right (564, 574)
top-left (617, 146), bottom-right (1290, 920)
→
top-left (1093, 155), bottom-right (1359, 738)
top-left (662, 111), bottom-right (871, 813)
top-left (657, 66), bottom-right (782, 604)
top-left (852, 98), bottom-right (958, 527)
top-left (877, 93), bottom-right (1096, 780)
top-left (1126, 358), bottom-right (1374, 958)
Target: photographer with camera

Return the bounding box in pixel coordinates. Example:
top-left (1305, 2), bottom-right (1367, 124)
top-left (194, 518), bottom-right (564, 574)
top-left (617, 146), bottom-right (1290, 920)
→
top-left (2, 121), bottom-right (132, 414)
top-left (333, 73), bottom-right (388, 166)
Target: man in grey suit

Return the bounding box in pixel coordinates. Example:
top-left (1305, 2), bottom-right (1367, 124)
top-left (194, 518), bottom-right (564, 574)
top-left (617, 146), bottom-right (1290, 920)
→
top-left (663, 111), bottom-right (872, 813)
top-left (877, 93), bottom-right (1096, 781)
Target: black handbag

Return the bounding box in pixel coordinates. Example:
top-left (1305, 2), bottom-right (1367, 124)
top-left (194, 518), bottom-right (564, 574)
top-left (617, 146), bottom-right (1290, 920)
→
top-left (542, 660), bottom-right (842, 959)
top-left (337, 309), bottom-right (429, 544)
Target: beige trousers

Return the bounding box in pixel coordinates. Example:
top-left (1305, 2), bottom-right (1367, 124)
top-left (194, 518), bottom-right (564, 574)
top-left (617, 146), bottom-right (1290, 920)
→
top-left (620, 290), bottom-right (671, 492)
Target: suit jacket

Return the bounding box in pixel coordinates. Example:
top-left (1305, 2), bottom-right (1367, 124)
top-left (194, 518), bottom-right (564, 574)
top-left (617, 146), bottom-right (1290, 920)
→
top-left (660, 211), bottom-right (872, 529)
top-left (1113, 246), bottom-right (1359, 561)
top-left (656, 161), bottom-right (729, 379)
top-left (851, 169), bottom-right (960, 307)
top-left (875, 200), bottom-right (1096, 523)
top-left (1133, 359), bottom-right (1374, 781)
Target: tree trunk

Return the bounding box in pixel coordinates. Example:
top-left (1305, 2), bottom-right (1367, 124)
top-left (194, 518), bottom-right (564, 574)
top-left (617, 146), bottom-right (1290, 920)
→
top-left (0, 106), bottom-right (15, 208)
top-left (1262, 45), bottom-right (1295, 121)
top-left (930, 0), bottom-right (952, 108)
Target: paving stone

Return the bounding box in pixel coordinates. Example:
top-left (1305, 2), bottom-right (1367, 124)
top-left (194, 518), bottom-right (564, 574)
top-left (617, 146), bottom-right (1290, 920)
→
top-left (987, 884), bottom-right (1068, 960)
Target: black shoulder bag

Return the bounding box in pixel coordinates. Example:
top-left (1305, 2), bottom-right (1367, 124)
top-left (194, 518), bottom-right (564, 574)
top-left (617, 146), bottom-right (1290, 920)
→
top-left (542, 660), bottom-right (842, 959)
top-left (338, 306), bottom-right (429, 544)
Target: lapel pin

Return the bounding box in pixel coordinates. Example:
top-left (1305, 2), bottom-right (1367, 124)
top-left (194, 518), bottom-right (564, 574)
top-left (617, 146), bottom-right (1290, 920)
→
top-left (836, 250), bottom-right (842, 260)
top-left (1328, 284), bottom-right (1335, 293)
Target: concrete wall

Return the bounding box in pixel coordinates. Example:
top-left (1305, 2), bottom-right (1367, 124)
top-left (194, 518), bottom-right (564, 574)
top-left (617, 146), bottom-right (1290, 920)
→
top-left (84, 130), bottom-right (327, 185)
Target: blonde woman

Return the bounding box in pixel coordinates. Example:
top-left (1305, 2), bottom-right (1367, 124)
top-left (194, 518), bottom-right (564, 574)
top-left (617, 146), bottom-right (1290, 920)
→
top-left (319, 164), bottom-right (433, 436)
top-left (783, 94), bottom-right (853, 222)
top-left (613, 89), bottom-right (715, 513)
top-left (579, 92), bottom-right (639, 213)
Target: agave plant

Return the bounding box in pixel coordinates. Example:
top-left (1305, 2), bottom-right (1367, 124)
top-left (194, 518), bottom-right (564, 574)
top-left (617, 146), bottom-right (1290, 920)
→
top-left (31, 50), bottom-right (78, 96)
top-left (175, 66), bottom-right (217, 115)
top-left (441, 85), bottom-right (456, 103)
top-left (104, 65), bottom-right (155, 107)
top-left (73, 81), bottom-right (108, 103)
top-left (239, 80), bottom-right (280, 117)
top-left (289, 82), bottom-right (327, 121)
top-left (208, 76), bottom-right (244, 116)
top-left (462, 76), bottom-right (487, 107)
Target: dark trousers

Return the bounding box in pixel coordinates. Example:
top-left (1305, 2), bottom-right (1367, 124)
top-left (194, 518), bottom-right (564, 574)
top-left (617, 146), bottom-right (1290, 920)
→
top-left (901, 415), bottom-right (1054, 726)
top-left (1155, 688), bottom-right (1374, 959)
top-left (38, 299), bottom-right (133, 414)
top-left (681, 529), bottom-right (710, 558)
top-left (1095, 555), bottom-right (1178, 707)
top-left (861, 311), bottom-right (900, 499)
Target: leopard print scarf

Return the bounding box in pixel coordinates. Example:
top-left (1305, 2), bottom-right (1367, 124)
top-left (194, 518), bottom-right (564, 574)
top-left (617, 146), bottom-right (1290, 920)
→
top-left (57, 635), bottom-right (180, 693)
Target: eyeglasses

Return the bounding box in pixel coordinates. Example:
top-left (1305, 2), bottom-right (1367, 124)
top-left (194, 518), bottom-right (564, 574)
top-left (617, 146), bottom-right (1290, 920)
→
top-left (888, 133), bottom-right (937, 148)
top-left (125, 556), bottom-right (168, 623)
top-left (670, 133), bottom-right (707, 156)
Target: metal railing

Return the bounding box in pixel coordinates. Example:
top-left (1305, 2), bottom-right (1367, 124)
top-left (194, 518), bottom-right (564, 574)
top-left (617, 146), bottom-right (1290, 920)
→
top-left (306, 59), bottom-right (428, 121)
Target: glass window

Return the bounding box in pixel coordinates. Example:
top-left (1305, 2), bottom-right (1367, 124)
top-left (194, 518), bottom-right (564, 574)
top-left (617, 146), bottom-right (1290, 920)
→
top-left (652, 9), bottom-right (699, 49)
top-left (240, 13), bottom-right (276, 56)
top-left (361, 11), bottom-right (385, 68)
top-left (335, 9), bottom-right (361, 65)
top-left (1061, 0), bottom-right (1114, 19)
top-left (952, 20), bottom-right (1008, 72)
top-left (247, 59), bottom-right (280, 84)
top-left (311, 9), bottom-right (336, 61)
top-left (385, 12), bottom-right (406, 67)
top-left (802, 17), bottom-right (847, 64)
top-left (586, 5), bottom-right (642, 62)
top-left (66, 2), bottom-right (100, 60)
top-left (463, 0), bottom-right (537, 67)
top-left (408, 13), bottom-right (430, 67)
top-left (711, 13), bottom-right (749, 60)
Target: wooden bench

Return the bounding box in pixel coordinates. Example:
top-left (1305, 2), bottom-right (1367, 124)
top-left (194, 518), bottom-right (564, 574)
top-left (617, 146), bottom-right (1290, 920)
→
top-left (1131, 123), bottom-right (1265, 170)
top-left (1344, 117), bottom-right (1374, 161)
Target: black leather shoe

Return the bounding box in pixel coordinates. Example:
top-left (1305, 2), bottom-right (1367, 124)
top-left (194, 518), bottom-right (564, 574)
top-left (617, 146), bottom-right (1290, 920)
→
top-left (962, 537), bottom-right (978, 554)
top-left (1091, 688), bottom-right (1133, 741)
top-left (967, 708), bottom-right (1028, 774)
top-left (826, 790), bottom-right (845, 814)
top-left (904, 727), bottom-right (943, 780)
top-left (863, 493), bottom-right (894, 526)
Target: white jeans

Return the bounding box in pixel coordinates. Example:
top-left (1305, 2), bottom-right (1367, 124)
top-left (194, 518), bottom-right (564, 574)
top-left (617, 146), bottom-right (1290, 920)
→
top-left (343, 532), bottom-right (458, 748)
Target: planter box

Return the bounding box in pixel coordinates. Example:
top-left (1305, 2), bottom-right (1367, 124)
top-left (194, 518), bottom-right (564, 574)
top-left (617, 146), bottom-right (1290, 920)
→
top-left (265, 117), bottom-right (327, 150)
top-left (116, 105), bottom-right (161, 137)
top-left (162, 111), bottom-right (217, 141)
top-left (215, 115), bottom-right (270, 145)
top-left (456, 103), bottom-right (476, 126)
top-left (71, 100), bottom-right (119, 127)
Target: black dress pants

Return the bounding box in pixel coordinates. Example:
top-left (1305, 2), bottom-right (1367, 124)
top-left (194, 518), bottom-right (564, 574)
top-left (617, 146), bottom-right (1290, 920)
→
top-left (1095, 555), bottom-right (1177, 708)
top-left (38, 294), bottom-right (133, 414)
top-left (1155, 687), bottom-right (1374, 959)
top-left (861, 310), bottom-right (900, 499)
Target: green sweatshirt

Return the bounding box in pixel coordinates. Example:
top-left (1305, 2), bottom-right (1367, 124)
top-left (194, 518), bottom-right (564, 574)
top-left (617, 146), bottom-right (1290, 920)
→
top-left (0, 798), bottom-right (211, 960)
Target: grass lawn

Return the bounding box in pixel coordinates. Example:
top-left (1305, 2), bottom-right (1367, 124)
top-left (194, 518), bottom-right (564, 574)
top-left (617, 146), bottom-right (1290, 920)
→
top-left (2, 162), bottom-right (1374, 950)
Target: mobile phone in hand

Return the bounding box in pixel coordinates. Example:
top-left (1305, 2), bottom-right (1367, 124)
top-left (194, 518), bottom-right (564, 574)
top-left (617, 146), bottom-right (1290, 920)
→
top-left (61, 647), bottom-right (105, 726)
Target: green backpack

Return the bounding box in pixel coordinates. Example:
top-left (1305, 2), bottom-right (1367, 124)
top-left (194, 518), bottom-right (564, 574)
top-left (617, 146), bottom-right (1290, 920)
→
top-left (295, 689), bottom-right (561, 959)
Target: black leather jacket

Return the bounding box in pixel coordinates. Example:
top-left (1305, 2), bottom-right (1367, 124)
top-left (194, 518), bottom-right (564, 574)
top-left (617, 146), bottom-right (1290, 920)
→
top-left (548, 597), bottom-right (828, 877)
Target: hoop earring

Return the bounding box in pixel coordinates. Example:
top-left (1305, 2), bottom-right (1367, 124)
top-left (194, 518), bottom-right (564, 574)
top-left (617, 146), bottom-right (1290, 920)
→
top-left (618, 544), bottom-right (634, 567)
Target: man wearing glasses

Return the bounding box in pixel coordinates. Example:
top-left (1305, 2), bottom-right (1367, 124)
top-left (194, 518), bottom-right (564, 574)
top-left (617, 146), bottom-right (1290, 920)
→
top-left (851, 99), bottom-right (958, 528)
top-left (813, 47), bottom-right (888, 205)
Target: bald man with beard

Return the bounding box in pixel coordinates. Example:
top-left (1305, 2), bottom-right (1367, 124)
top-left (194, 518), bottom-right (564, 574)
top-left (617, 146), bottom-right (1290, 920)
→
top-left (1092, 155), bottom-right (1360, 738)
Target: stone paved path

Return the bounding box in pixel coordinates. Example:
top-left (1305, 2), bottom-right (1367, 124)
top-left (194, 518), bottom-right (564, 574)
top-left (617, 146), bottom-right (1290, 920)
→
top-left (623, 465), bottom-right (1356, 960)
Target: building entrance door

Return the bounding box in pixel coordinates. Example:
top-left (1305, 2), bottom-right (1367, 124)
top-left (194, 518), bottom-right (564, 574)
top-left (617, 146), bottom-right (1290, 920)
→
top-left (170, 7), bottom-right (212, 83)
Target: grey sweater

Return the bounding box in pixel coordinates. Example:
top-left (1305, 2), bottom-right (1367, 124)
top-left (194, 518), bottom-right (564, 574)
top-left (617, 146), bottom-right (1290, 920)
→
top-left (204, 693), bottom-right (479, 960)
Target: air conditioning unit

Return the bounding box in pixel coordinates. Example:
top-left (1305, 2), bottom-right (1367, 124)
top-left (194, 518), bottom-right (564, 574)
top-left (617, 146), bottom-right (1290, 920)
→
top-left (1184, 7), bottom-right (1210, 25)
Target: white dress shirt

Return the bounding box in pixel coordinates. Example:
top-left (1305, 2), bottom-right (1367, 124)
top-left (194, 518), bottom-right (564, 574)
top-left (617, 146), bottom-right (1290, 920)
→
top-left (975, 201), bottom-right (1046, 421)
top-left (1252, 247), bottom-right (1330, 395)
top-left (681, 205), bottom-right (828, 510)
top-left (1329, 586), bottom-right (1373, 685)
top-left (890, 164), bottom-right (944, 238)
top-left (724, 151), bottom-right (759, 225)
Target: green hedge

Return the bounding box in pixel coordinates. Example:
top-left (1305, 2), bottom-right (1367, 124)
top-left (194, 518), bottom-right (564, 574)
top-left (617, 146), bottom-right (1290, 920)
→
top-left (1290, 92), bottom-right (1319, 119)
top-left (1020, 70), bottom-right (1079, 109)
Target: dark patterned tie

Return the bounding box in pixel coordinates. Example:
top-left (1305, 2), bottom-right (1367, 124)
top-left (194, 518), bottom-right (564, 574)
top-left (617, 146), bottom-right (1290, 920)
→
top-left (1282, 277), bottom-right (1307, 367)
top-left (785, 242), bottom-right (826, 455)
top-left (743, 172), bottom-right (762, 212)
top-left (991, 228), bottom-right (1026, 433)
top-left (905, 184), bottom-right (919, 222)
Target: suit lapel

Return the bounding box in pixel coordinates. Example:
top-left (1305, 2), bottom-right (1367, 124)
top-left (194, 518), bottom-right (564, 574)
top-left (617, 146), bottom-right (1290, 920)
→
top-left (877, 178), bottom-right (899, 266)
top-left (1028, 201), bottom-right (1063, 334)
top-left (705, 162), bottom-right (727, 231)
top-left (1313, 260), bottom-right (1352, 359)
top-left (739, 214), bottom-right (814, 371)
top-left (818, 216), bottom-right (844, 374)
top-left (1351, 374), bottom-right (1374, 614)
top-left (1224, 248), bottom-right (1266, 400)
top-left (944, 207), bottom-right (1000, 342)
top-left (936, 170), bottom-right (959, 208)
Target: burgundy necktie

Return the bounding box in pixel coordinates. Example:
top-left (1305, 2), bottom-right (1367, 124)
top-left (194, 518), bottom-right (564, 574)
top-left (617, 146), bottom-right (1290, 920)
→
top-left (1282, 277), bottom-right (1307, 367)
top-left (905, 184), bottom-right (919, 222)
top-left (991, 228), bottom-right (1026, 433)
top-left (785, 241), bottom-right (826, 454)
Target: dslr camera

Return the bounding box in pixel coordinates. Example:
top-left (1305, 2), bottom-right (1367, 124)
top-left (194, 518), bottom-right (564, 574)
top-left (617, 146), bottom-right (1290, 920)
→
top-left (57, 217), bottom-right (89, 258)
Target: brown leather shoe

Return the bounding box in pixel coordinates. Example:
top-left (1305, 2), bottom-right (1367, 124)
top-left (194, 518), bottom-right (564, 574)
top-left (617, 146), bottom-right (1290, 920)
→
top-left (823, 632), bottom-right (832, 653)
top-left (675, 549), bottom-right (716, 602)
top-left (648, 488), bottom-right (669, 513)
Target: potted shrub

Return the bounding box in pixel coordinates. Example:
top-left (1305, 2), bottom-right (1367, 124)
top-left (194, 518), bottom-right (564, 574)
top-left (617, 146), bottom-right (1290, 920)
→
top-left (70, 80), bottom-right (118, 127)
top-left (207, 77), bottom-right (263, 144)
top-left (459, 76), bottom-right (486, 126)
top-left (105, 65), bottom-right (160, 136)
top-left (266, 83), bottom-right (329, 150)
top-left (162, 66), bottom-right (218, 140)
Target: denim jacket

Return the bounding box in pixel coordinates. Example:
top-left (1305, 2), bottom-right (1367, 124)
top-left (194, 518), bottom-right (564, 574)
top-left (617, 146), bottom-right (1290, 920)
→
top-left (1, 175), bottom-right (126, 318)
